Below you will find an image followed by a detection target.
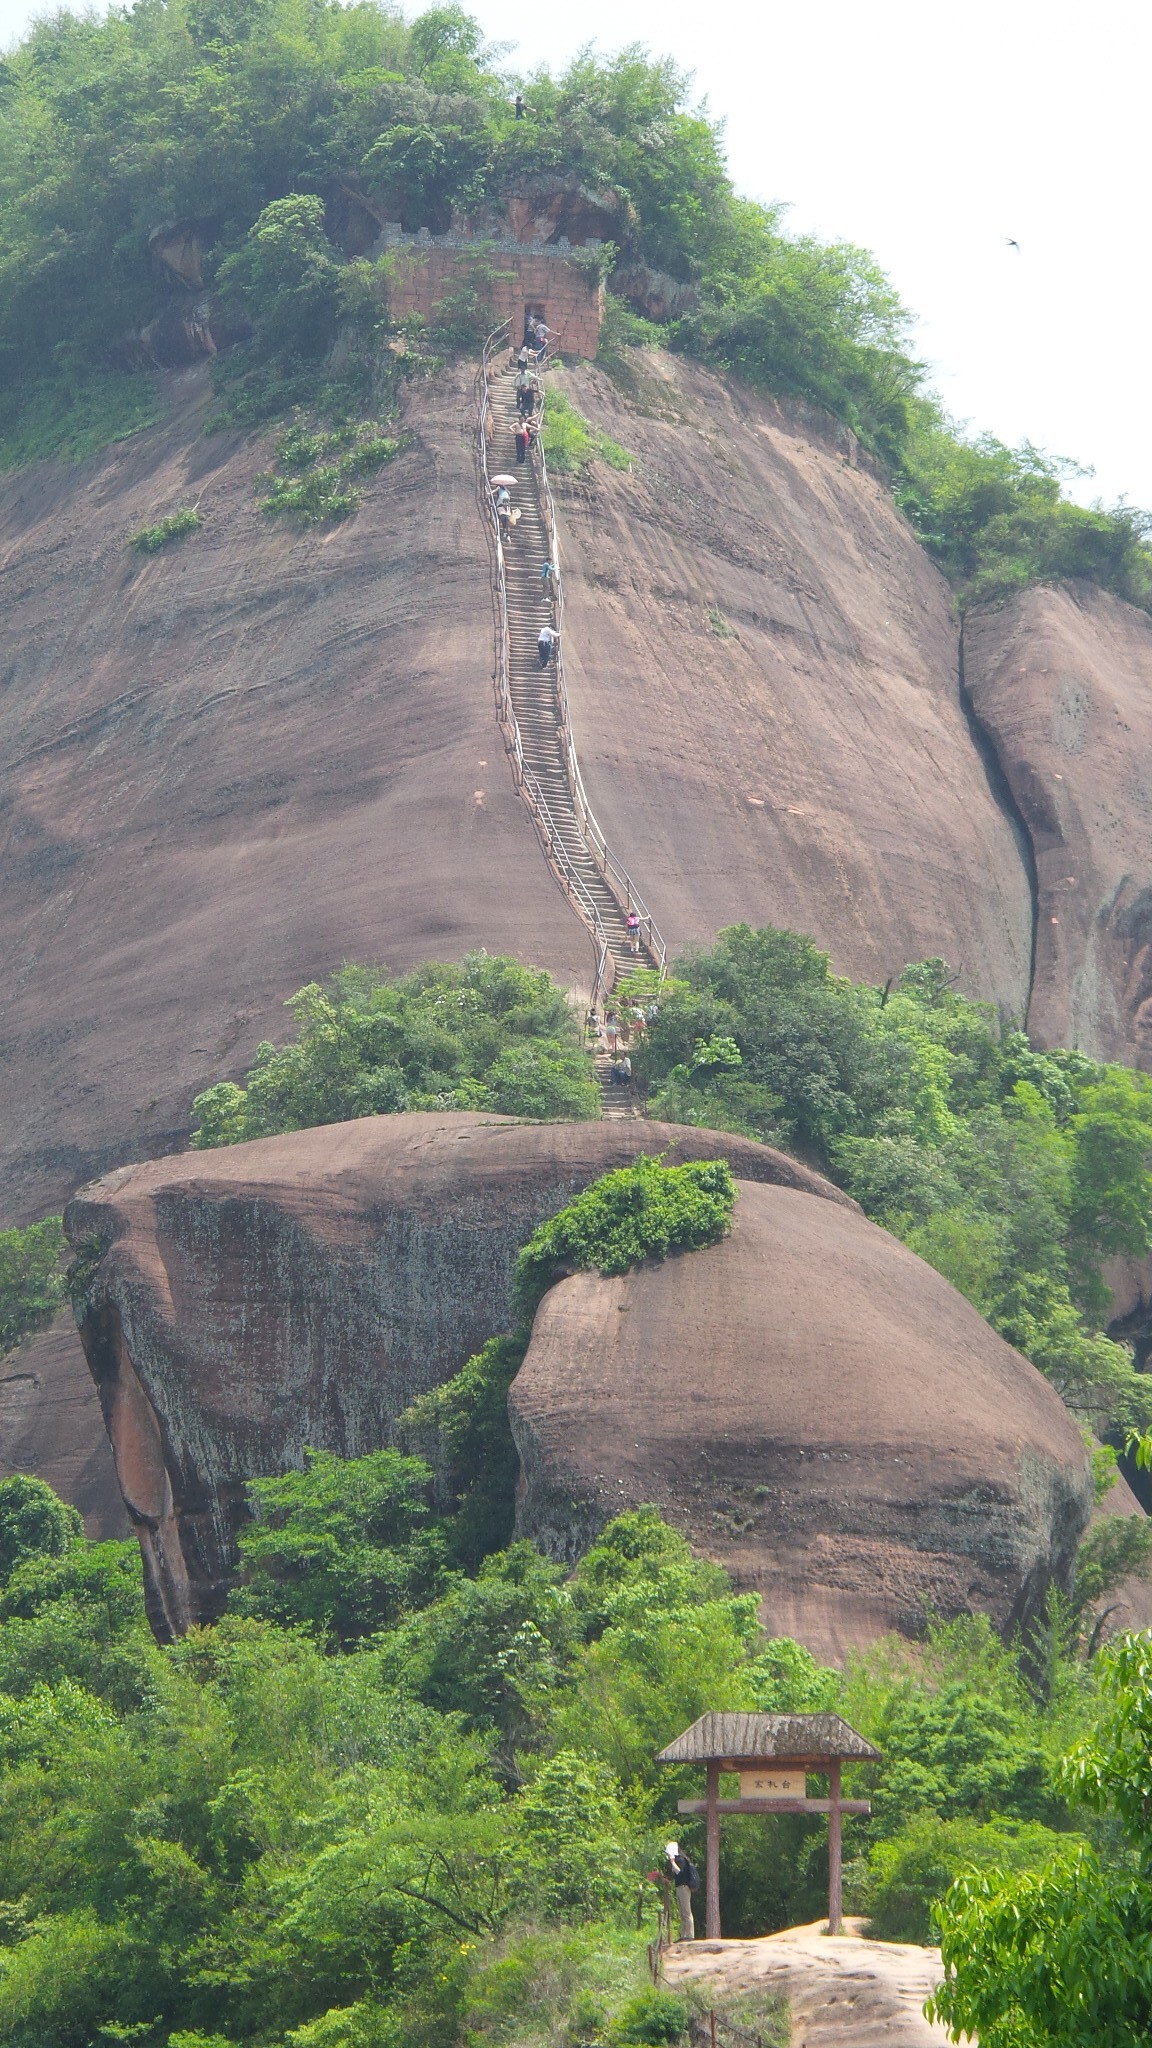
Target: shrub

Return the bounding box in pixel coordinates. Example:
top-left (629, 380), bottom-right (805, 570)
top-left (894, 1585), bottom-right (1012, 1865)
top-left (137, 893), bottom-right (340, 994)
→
top-left (190, 957), bottom-right (598, 1143)
top-left (611, 1990), bottom-right (689, 2046)
top-left (129, 506), bottom-right (202, 553)
top-left (540, 391), bottom-right (632, 475)
top-left (514, 1154), bottom-right (736, 1317)
top-left (861, 1812), bottom-right (1077, 1945)
top-left (0, 1477), bottom-right (80, 1584)
top-left (258, 421), bottom-right (399, 524)
top-left (0, 1217), bottom-right (66, 1357)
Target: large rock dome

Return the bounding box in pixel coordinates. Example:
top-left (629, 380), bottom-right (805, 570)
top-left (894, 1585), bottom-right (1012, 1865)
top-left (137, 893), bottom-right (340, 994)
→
top-left (509, 1177), bottom-right (1092, 1663)
top-left (66, 1111), bottom-right (844, 1637)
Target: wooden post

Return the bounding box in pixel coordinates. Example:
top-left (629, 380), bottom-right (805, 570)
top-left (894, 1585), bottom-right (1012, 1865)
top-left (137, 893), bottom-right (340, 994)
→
top-left (705, 1759), bottom-right (721, 1939)
top-left (827, 1760), bottom-right (842, 1935)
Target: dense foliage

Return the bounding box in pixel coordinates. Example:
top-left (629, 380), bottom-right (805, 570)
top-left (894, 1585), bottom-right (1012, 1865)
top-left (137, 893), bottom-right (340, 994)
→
top-left (0, 1454), bottom-right (1135, 2048)
top-left (635, 927), bottom-right (1152, 1433)
top-left (514, 1154), bottom-right (736, 1317)
top-left (1, 0), bottom-right (1146, 600)
top-left (929, 1631), bottom-right (1152, 2045)
top-left (0, 1216), bottom-right (66, 1358)
top-left (190, 956), bottom-right (599, 1142)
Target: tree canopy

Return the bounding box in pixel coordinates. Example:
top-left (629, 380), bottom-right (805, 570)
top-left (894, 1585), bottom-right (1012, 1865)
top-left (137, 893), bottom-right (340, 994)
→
top-left (0, 1217), bottom-right (66, 1358)
top-left (190, 955), bottom-right (599, 1142)
top-left (635, 928), bottom-right (1152, 1431)
top-left (930, 1631), bottom-right (1152, 2045)
top-left (1, 0), bottom-right (1146, 601)
top-left (0, 1452), bottom-right (1138, 2048)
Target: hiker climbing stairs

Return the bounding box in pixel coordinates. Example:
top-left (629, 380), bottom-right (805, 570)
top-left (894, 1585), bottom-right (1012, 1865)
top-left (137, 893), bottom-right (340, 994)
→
top-left (596, 1051), bottom-right (641, 1120)
top-left (484, 352), bottom-right (662, 992)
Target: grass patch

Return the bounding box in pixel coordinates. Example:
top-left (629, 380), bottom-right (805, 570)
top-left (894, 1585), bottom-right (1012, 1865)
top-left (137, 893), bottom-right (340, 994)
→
top-left (257, 417), bottom-right (401, 525)
top-left (0, 369), bottom-right (162, 472)
top-left (707, 606), bottom-right (736, 638)
top-left (540, 389), bottom-right (633, 475)
top-left (130, 506), bottom-right (202, 553)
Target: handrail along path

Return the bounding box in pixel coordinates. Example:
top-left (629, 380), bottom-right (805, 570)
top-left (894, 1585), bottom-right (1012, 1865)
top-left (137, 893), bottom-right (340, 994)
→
top-left (477, 321), bottom-right (666, 1009)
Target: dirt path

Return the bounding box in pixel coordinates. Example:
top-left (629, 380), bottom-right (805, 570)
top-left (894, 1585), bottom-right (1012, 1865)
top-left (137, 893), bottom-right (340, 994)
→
top-left (664, 1919), bottom-right (958, 2048)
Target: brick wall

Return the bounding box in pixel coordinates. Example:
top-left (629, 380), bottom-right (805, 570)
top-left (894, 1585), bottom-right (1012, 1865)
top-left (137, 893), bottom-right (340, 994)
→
top-left (384, 242), bottom-right (602, 358)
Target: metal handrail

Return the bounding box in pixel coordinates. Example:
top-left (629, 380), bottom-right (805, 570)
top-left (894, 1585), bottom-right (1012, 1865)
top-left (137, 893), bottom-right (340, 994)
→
top-left (533, 415), bottom-right (668, 976)
top-left (479, 323), bottom-right (611, 1002)
top-left (478, 321), bottom-right (668, 996)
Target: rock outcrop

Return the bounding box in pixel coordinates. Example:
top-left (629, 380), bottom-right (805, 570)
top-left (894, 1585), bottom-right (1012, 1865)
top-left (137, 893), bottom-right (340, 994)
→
top-left (7, 347), bottom-right (1152, 1531)
top-left (65, 1112), bottom-right (1088, 1658)
top-left (550, 355), bottom-right (1035, 1004)
top-left (0, 1316), bottom-right (124, 1538)
top-left (2, 351), bottom-right (1045, 1231)
top-left (66, 1112), bottom-right (845, 1637)
top-left (964, 584), bottom-right (1152, 1064)
top-left (509, 1178), bottom-right (1091, 1662)
top-left (0, 363), bottom-right (590, 1227)
top-left (664, 1921), bottom-right (951, 2048)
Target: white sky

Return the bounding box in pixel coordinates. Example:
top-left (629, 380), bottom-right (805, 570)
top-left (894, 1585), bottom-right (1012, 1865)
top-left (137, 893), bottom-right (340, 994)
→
top-left (3, 0), bottom-right (1149, 508)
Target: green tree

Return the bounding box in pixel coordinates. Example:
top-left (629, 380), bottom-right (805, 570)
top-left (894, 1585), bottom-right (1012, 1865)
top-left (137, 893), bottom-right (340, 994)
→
top-left (930, 1633), bottom-right (1152, 2045)
top-left (0, 1217), bottom-right (66, 1356)
top-left (232, 1449), bottom-right (447, 1645)
top-left (0, 1476), bottom-right (80, 1584)
top-left (217, 194), bottom-right (342, 359)
top-left (191, 957), bottom-right (598, 1143)
top-left (511, 1751), bottom-right (632, 1916)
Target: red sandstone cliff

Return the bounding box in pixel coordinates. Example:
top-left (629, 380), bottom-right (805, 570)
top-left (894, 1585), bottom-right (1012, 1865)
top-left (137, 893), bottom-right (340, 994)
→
top-left (4, 347), bottom-right (1152, 1529)
top-left (0, 351), bottom-right (1043, 1229)
top-left (64, 1113), bottom-right (1089, 1656)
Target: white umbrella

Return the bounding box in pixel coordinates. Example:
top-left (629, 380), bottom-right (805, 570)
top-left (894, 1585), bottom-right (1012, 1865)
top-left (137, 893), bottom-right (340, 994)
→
top-left (490, 474), bottom-right (517, 489)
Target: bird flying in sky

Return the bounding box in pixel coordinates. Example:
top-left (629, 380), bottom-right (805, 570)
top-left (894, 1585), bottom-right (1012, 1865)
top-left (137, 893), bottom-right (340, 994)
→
top-left (1006, 238), bottom-right (1021, 252)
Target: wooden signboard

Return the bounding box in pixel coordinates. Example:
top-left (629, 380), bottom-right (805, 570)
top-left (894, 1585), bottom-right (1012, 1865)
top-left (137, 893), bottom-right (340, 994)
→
top-left (739, 1769), bottom-right (806, 1800)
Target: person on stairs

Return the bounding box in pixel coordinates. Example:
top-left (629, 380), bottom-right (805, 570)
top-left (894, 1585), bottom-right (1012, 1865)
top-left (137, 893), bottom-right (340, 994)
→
top-left (515, 422), bottom-right (529, 464)
top-left (541, 559), bottom-right (554, 591)
top-left (626, 910), bottom-right (642, 954)
top-left (537, 624), bottom-right (557, 667)
top-left (516, 370), bottom-right (534, 416)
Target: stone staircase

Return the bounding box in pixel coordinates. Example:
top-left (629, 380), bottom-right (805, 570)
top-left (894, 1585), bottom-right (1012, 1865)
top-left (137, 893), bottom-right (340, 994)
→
top-left (490, 366), bottom-right (655, 988)
top-left (596, 1051), bottom-right (641, 1120)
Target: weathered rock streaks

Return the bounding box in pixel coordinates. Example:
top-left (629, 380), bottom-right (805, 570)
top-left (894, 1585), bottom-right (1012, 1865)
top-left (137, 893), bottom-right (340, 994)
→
top-left (66, 1113), bottom-right (842, 1633)
top-left (66, 1113), bottom-right (1089, 1655)
top-left (964, 583), bottom-right (1152, 1063)
top-left (551, 355), bottom-right (1035, 1007)
top-left (509, 1177), bottom-right (1091, 1662)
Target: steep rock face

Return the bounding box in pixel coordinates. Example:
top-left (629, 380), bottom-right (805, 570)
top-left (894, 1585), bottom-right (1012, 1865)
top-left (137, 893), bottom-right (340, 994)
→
top-left (0, 362), bottom-right (591, 1227)
top-left (2, 350), bottom-right (1045, 1234)
top-left (0, 1316), bottom-right (124, 1538)
top-left (509, 1180), bottom-right (1091, 1662)
top-left (551, 355), bottom-right (1035, 1002)
top-left (65, 1111), bottom-right (846, 1636)
top-left (964, 584), bottom-right (1152, 1064)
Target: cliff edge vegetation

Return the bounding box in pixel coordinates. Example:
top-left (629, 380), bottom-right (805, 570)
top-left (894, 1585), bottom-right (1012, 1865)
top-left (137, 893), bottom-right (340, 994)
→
top-left (1, 1), bottom-right (1148, 605)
